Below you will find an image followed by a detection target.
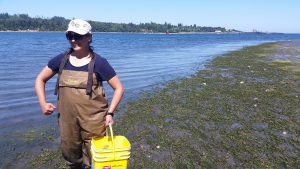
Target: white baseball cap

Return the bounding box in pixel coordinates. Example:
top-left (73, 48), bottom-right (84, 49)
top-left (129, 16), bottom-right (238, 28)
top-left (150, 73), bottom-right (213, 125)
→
top-left (66, 19), bottom-right (92, 35)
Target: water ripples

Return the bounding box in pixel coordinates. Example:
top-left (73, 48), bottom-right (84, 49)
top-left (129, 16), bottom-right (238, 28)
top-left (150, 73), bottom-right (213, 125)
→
top-left (1, 32), bottom-right (300, 121)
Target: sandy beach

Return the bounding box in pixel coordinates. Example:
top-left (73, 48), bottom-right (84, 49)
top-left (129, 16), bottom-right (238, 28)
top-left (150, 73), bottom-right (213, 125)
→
top-left (2, 41), bottom-right (299, 168)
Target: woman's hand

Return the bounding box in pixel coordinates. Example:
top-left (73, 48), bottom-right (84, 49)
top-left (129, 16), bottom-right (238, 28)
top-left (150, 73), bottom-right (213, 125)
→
top-left (41, 102), bottom-right (56, 115)
top-left (105, 115), bottom-right (115, 127)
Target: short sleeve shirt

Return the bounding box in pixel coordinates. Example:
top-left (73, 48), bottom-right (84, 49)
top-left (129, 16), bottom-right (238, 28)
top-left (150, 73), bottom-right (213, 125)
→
top-left (48, 53), bottom-right (116, 81)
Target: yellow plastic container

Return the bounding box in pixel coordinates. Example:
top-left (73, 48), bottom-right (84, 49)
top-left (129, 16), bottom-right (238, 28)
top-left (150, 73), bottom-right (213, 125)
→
top-left (91, 124), bottom-right (131, 169)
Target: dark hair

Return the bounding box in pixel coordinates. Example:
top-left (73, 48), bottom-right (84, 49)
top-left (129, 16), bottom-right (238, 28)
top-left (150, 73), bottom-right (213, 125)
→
top-left (89, 46), bottom-right (95, 59)
top-left (67, 48), bottom-right (74, 55)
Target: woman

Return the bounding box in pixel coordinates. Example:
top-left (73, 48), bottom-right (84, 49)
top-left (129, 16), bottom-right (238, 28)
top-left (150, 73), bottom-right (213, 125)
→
top-left (35, 19), bottom-right (124, 169)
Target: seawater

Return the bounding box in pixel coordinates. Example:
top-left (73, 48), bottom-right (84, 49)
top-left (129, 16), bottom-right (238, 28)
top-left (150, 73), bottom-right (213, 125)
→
top-left (0, 32), bottom-right (300, 129)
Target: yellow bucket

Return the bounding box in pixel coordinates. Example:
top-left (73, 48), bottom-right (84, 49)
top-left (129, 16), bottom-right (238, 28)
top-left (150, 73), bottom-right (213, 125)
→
top-left (91, 124), bottom-right (131, 169)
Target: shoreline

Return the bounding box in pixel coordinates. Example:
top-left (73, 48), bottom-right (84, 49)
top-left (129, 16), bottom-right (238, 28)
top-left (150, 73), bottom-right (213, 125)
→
top-left (0, 30), bottom-right (289, 34)
top-left (1, 41), bottom-right (299, 168)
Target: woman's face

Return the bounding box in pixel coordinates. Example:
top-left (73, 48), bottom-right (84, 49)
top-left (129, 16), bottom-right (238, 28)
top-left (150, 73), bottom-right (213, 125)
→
top-left (65, 32), bottom-right (92, 51)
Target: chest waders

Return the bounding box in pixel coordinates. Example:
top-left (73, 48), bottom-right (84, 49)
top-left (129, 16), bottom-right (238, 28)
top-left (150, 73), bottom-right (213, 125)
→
top-left (55, 53), bottom-right (108, 168)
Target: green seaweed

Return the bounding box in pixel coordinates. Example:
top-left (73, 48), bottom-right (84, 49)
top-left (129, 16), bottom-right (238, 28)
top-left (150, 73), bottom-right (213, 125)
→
top-left (27, 149), bottom-right (68, 169)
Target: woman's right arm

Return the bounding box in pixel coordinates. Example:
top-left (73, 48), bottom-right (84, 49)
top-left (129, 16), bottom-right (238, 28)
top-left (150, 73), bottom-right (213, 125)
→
top-left (35, 66), bottom-right (57, 115)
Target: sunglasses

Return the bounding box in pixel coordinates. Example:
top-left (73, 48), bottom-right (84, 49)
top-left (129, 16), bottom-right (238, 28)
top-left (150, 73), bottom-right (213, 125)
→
top-left (65, 32), bottom-right (86, 41)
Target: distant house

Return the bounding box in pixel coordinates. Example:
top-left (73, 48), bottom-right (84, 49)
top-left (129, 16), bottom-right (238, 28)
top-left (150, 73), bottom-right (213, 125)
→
top-left (215, 30), bottom-right (222, 33)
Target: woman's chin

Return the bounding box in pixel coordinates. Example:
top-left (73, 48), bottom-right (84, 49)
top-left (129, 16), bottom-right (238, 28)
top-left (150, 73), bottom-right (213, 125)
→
top-left (72, 46), bottom-right (83, 51)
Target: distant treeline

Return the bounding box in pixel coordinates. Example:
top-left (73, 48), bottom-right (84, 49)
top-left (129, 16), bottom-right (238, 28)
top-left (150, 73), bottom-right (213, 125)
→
top-left (0, 13), bottom-right (239, 33)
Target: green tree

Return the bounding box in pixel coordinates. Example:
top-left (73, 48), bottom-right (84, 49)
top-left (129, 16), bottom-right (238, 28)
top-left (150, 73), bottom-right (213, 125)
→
top-left (0, 13), bottom-right (236, 33)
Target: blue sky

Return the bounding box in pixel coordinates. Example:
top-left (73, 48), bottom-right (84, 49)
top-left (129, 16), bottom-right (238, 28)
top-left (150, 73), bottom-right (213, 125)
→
top-left (0, 0), bottom-right (299, 33)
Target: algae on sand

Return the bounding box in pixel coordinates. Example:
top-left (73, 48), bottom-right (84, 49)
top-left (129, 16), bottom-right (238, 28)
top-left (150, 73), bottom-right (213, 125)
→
top-left (115, 41), bottom-right (300, 168)
top-left (27, 41), bottom-right (300, 169)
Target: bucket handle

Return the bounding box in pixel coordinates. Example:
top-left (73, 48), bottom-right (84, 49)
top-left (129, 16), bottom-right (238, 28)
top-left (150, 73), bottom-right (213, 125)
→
top-left (105, 123), bottom-right (114, 141)
top-left (105, 123), bottom-right (115, 159)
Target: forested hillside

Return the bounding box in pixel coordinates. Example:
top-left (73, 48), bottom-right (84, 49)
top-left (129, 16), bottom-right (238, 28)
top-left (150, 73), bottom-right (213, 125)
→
top-left (0, 13), bottom-right (239, 33)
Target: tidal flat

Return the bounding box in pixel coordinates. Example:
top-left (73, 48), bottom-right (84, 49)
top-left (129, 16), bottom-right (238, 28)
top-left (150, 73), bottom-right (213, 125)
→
top-left (116, 41), bottom-right (300, 168)
top-left (5, 41), bottom-right (300, 169)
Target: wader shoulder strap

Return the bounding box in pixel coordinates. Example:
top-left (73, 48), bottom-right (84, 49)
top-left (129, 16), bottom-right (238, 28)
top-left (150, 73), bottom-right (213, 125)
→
top-left (86, 55), bottom-right (96, 95)
top-left (54, 53), bottom-right (70, 95)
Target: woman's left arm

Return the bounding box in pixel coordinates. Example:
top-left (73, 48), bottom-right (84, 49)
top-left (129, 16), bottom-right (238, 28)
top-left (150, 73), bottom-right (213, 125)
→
top-left (105, 75), bottom-right (124, 126)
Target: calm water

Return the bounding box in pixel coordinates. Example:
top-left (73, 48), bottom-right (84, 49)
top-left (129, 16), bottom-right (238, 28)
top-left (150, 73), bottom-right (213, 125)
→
top-left (0, 32), bottom-right (300, 129)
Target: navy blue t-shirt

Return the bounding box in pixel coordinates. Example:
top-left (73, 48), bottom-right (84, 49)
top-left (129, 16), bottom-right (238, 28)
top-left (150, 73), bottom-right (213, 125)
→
top-left (48, 53), bottom-right (116, 82)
